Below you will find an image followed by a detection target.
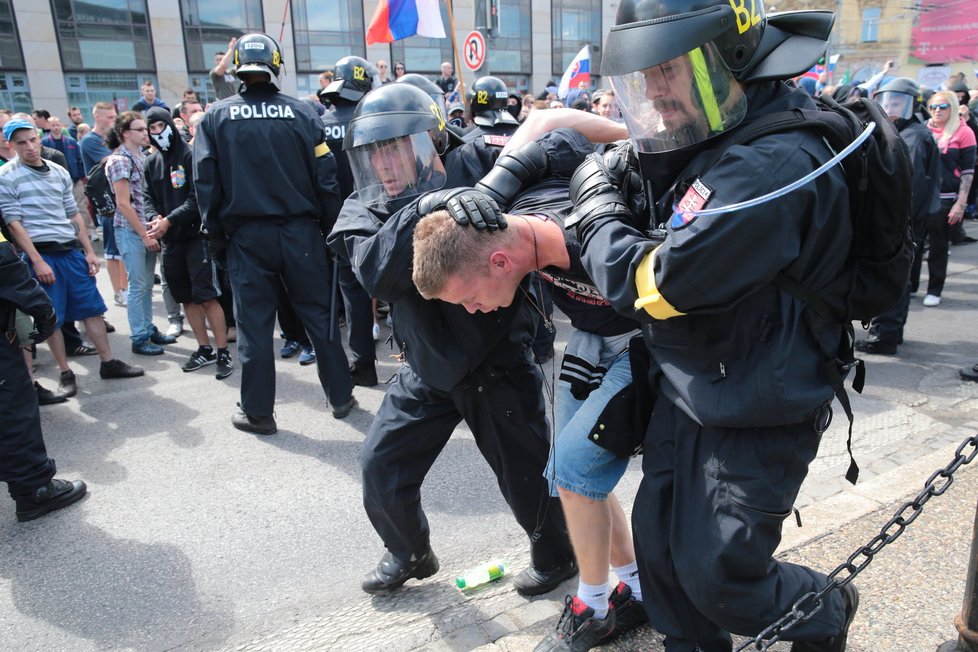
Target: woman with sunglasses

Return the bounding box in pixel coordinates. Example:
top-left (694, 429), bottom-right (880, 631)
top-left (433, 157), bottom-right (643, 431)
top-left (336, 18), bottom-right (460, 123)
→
top-left (923, 90), bottom-right (976, 307)
top-left (392, 61), bottom-right (406, 80)
top-left (106, 111), bottom-right (176, 354)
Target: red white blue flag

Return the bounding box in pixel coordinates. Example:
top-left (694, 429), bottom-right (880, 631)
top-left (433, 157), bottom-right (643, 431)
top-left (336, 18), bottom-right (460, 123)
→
top-left (366, 0), bottom-right (446, 45)
top-left (558, 46), bottom-right (591, 99)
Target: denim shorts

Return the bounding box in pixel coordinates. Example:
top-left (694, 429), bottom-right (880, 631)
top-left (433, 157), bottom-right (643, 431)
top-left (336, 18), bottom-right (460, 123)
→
top-left (100, 213), bottom-right (120, 259)
top-left (544, 330), bottom-right (638, 500)
top-left (27, 249), bottom-right (107, 328)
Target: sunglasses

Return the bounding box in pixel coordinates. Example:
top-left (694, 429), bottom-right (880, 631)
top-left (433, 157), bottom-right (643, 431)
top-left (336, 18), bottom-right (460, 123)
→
top-left (929, 103), bottom-right (951, 110)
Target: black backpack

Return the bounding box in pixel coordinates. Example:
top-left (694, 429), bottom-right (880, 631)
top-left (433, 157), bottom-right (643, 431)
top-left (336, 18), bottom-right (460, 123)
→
top-left (84, 159), bottom-right (117, 217)
top-left (702, 94), bottom-right (914, 484)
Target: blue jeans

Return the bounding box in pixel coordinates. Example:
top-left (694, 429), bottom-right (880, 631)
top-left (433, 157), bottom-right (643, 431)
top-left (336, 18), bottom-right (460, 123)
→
top-left (545, 330), bottom-right (637, 500)
top-left (116, 227), bottom-right (157, 343)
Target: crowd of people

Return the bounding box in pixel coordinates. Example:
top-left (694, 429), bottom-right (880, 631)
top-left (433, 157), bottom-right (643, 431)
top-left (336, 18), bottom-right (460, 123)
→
top-left (4, 1), bottom-right (978, 650)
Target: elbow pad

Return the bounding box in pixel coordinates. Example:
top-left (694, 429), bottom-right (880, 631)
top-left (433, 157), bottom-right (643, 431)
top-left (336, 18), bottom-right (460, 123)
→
top-left (475, 140), bottom-right (550, 210)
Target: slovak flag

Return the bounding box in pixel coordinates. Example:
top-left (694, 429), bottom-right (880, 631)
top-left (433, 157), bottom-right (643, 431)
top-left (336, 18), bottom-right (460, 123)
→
top-left (366, 0), bottom-right (446, 45)
top-left (557, 46), bottom-right (591, 99)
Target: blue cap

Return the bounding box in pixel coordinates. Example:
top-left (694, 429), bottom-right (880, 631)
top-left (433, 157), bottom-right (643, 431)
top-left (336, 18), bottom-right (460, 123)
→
top-left (3, 118), bottom-right (34, 142)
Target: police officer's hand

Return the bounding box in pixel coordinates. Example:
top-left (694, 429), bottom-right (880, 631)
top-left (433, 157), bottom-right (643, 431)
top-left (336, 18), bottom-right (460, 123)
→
top-left (566, 149), bottom-right (641, 243)
top-left (417, 188), bottom-right (506, 231)
top-left (30, 305), bottom-right (57, 343)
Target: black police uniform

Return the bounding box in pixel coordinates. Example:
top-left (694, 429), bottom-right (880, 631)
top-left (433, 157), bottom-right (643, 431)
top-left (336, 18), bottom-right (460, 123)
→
top-left (579, 82), bottom-right (853, 648)
top-left (0, 234), bottom-right (56, 498)
top-left (194, 81), bottom-right (353, 417)
top-left (329, 136), bottom-right (573, 575)
top-left (322, 102), bottom-right (376, 374)
top-left (871, 118), bottom-right (941, 346)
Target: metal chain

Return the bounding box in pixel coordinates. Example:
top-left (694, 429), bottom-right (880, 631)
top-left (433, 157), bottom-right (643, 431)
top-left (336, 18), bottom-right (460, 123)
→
top-left (735, 433), bottom-right (978, 652)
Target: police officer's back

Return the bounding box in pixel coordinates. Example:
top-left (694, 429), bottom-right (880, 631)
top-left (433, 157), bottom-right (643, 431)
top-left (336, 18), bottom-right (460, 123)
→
top-left (192, 33), bottom-right (354, 434)
top-left (462, 76), bottom-right (519, 147)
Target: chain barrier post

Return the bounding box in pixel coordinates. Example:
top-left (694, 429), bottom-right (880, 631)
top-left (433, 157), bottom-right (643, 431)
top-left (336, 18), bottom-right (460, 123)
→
top-left (938, 498), bottom-right (978, 652)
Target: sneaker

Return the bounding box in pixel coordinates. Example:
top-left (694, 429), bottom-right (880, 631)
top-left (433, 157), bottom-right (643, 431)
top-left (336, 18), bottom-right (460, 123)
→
top-left (132, 339), bottom-right (165, 356)
top-left (166, 321), bottom-right (184, 338)
top-left (153, 273), bottom-right (161, 284)
top-left (298, 345), bottom-right (316, 366)
top-left (215, 349), bottom-right (233, 380)
top-left (103, 318), bottom-right (116, 333)
top-left (89, 231), bottom-right (100, 242)
top-left (149, 325), bottom-right (177, 345)
top-left (372, 322), bottom-right (381, 341)
top-left (114, 290), bottom-right (128, 306)
top-left (226, 326), bottom-right (237, 342)
top-left (960, 364), bottom-right (978, 382)
top-left (790, 583), bottom-right (859, 652)
top-left (14, 478), bottom-right (87, 522)
top-left (332, 395), bottom-right (358, 419)
top-left (100, 358), bottom-right (145, 379)
top-left (923, 294), bottom-right (941, 307)
top-left (350, 362), bottom-right (378, 387)
top-left (35, 381), bottom-right (68, 405)
top-left (280, 339), bottom-right (301, 358)
top-left (66, 343), bottom-right (98, 357)
top-left (58, 369), bottom-right (77, 398)
top-left (607, 582), bottom-right (648, 639)
top-left (534, 596), bottom-right (616, 652)
top-left (182, 346), bottom-right (216, 372)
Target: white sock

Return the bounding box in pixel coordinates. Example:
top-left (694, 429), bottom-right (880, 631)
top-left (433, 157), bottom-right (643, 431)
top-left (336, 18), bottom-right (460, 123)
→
top-left (577, 580), bottom-right (610, 619)
top-left (613, 561), bottom-right (642, 602)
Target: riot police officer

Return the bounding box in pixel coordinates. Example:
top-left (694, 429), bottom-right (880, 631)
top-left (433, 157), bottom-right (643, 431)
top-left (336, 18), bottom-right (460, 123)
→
top-left (464, 75), bottom-right (519, 145)
top-left (565, 1), bottom-right (866, 650)
top-left (1, 231), bottom-right (87, 521)
top-left (193, 33), bottom-right (355, 434)
top-left (328, 83), bottom-right (575, 596)
top-left (320, 55), bottom-right (382, 387)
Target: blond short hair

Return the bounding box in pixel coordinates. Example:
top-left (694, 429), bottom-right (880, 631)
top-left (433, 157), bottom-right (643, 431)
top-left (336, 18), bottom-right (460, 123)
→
top-left (412, 210), bottom-right (514, 298)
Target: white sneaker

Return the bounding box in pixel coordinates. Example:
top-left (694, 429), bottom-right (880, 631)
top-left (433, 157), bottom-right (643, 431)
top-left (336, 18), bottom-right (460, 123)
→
top-left (923, 294), bottom-right (941, 307)
top-left (166, 321), bottom-right (184, 337)
top-left (114, 289), bottom-right (128, 306)
top-left (372, 322), bottom-right (381, 341)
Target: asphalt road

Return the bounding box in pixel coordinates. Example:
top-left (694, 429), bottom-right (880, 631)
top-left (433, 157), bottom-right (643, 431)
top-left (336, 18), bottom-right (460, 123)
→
top-left (3, 230), bottom-right (978, 651)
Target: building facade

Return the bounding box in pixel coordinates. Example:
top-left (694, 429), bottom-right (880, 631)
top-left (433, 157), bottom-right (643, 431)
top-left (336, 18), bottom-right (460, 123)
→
top-left (6, 0), bottom-right (978, 118)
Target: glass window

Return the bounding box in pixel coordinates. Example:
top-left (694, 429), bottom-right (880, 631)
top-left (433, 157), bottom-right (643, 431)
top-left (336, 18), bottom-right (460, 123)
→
top-left (292, 0), bottom-right (365, 73)
top-left (390, 2), bottom-right (453, 76)
top-left (64, 72), bottom-right (156, 112)
top-left (551, 0), bottom-right (601, 84)
top-left (180, 0), bottom-right (264, 74)
top-left (0, 72), bottom-right (32, 113)
top-left (489, 0), bottom-right (531, 74)
top-left (0, 0), bottom-right (26, 70)
top-left (51, 0), bottom-right (155, 71)
top-left (861, 7), bottom-right (880, 43)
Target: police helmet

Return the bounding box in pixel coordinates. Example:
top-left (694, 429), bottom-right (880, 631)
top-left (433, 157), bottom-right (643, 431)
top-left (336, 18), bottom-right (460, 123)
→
top-left (467, 76), bottom-right (518, 127)
top-left (344, 84), bottom-right (449, 207)
top-left (234, 33), bottom-right (283, 80)
top-left (874, 77), bottom-right (922, 122)
top-left (397, 73), bottom-right (449, 121)
top-left (321, 56), bottom-right (381, 104)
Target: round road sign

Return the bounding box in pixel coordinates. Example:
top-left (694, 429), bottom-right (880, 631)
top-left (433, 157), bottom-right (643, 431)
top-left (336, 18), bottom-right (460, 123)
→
top-left (463, 30), bottom-right (486, 72)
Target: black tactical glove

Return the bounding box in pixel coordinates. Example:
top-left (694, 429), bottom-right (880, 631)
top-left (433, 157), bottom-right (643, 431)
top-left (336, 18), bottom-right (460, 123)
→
top-left (30, 305), bottom-right (57, 343)
top-left (566, 143), bottom-right (645, 244)
top-left (417, 187), bottom-right (505, 231)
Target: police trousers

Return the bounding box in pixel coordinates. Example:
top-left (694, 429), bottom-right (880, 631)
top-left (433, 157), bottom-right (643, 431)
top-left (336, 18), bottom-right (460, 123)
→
top-left (0, 338), bottom-right (55, 498)
top-left (227, 218), bottom-right (352, 416)
top-left (359, 360), bottom-right (573, 568)
top-left (338, 263), bottom-right (375, 366)
top-left (633, 400), bottom-right (845, 652)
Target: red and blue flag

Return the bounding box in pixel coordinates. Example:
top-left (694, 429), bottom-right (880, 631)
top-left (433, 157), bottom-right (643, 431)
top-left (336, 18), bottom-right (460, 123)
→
top-left (366, 0), bottom-right (446, 45)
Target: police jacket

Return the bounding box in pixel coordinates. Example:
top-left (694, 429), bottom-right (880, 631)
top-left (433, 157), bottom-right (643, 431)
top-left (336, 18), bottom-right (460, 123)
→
top-left (143, 108), bottom-right (200, 243)
top-left (0, 234), bottom-right (53, 339)
top-left (329, 137), bottom-right (534, 392)
top-left (897, 118), bottom-right (941, 223)
top-left (462, 122), bottom-right (517, 149)
top-left (193, 82), bottom-right (341, 237)
top-left (321, 102), bottom-right (356, 200)
top-left (581, 82), bottom-right (853, 428)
